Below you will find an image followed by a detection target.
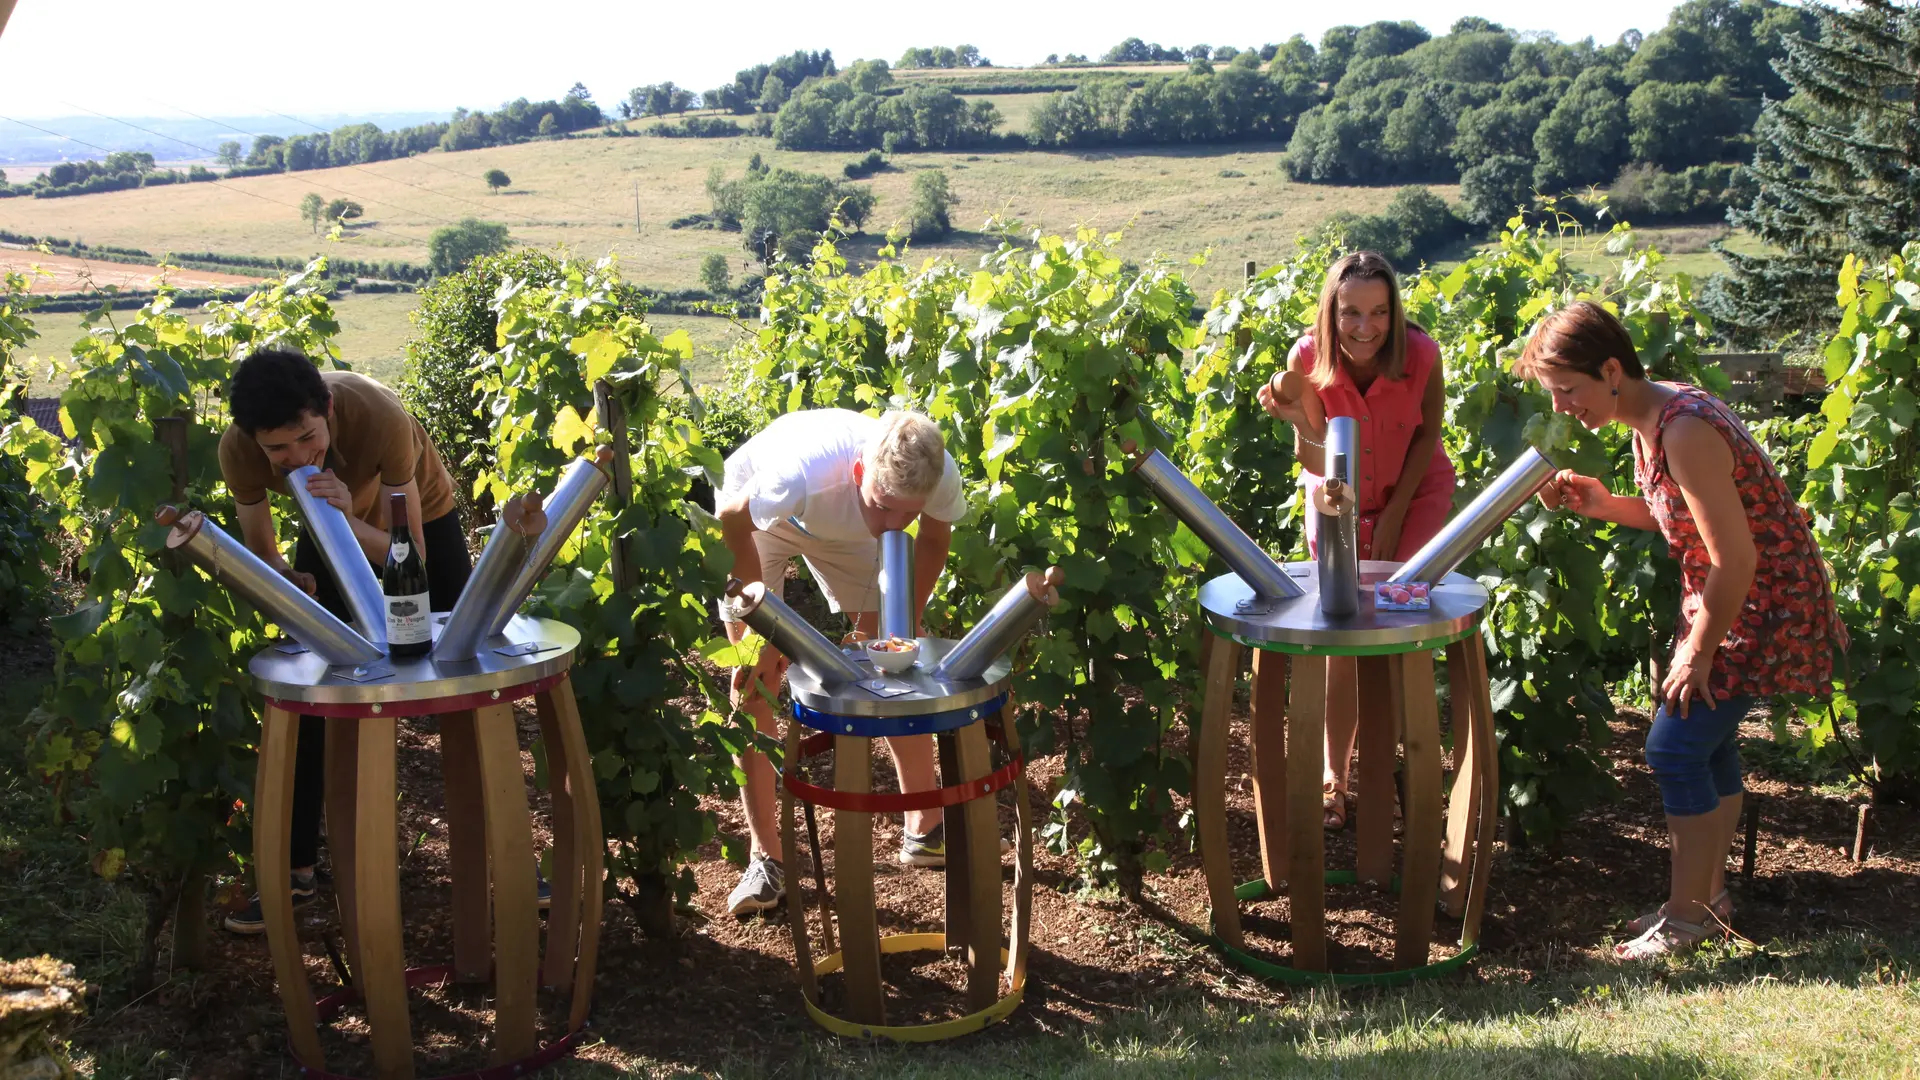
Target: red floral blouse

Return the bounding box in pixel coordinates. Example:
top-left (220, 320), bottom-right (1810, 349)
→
top-left (1633, 383), bottom-right (1844, 700)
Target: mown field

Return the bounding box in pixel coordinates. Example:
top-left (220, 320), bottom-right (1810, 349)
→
top-left (0, 129), bottom-right (1428, 299)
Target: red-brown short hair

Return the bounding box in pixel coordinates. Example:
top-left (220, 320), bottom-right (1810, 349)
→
top-left (1515, 301), bottom-right (1645, 382)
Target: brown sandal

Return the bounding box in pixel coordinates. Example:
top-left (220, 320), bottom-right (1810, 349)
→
top-left (1322, 783), bottom-right (1349, 830)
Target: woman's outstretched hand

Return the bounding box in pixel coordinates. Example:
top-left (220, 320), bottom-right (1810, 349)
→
top-left (1538, 469), bottom-right (1608, 516)
top-left (1258, 369), bottom-right (1324, 432)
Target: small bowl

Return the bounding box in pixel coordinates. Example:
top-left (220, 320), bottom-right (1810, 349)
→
top-left (864, 637), bottom-right (920, 674)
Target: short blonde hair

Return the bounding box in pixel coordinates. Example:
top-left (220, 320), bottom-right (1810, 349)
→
top-left (865, 411), bottom-right (947, 499)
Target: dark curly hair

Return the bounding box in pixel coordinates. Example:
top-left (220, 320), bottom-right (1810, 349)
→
top-left (229, 348), bottom-right (331, 434)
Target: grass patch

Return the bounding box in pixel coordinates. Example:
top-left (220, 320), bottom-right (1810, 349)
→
top-left (548, 934), bottom-right (1919, 1078)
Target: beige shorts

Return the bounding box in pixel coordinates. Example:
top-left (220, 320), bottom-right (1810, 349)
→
top-left (717, 521), bottom-right (881, 622)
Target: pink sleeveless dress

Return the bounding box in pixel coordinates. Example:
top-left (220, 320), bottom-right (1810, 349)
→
top-left (1633, 384), bottom-right (1844, 699)
top-left (1294, 326), bottom-right (1456, 560)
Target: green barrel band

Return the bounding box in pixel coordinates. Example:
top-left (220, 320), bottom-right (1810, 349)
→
top-left (1206, 872), bottom-right (1480, 987)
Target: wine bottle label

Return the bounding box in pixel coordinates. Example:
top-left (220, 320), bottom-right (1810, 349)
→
top-left (387, 591), bottom-right (431, 645)
top-left (389, 541), bottom-right (411, 561)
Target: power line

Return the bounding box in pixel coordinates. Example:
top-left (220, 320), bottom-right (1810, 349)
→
top-left (0, 113), bottom-right (120, 156)
top-left (150, 99), bottom-right (643, 258)
top-left (60, 101), bottom-right (466, 235)
top-left (2, 111), bottom-right (432, 263)
top-left (254, 105), bottom-right (637, 236)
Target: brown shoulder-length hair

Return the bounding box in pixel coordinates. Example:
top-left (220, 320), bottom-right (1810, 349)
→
top-left (1514, 300), bottom-right (1646, 382)
top-left (1308, 251), bottom-right (1409, 392)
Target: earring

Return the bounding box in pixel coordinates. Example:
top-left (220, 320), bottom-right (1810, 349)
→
top-left (1610, 386), bottom-right (1619, 396)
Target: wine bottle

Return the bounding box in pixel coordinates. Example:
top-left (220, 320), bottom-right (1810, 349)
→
top-left (382, 492), bottom-right (432, 658)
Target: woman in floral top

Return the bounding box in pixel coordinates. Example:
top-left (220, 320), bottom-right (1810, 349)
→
top-left (1518, 301), bottom-right (1842, 959)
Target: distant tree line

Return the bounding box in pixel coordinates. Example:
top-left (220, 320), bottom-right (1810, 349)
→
top-left (0, 152), bottom-right (220, 199)
top-left (1101, 38), bottom-right (1195, 63)
top-left (701, 50), bottom-right (837, 115)
top-left (763, 58), bottom-right (1004, 152)
top-left (896, 45), bottom-right (989, 68)
top-left (774, 72), bottom-right (1002, 151)
top-left (222, 84), bottom-right (603, 178)
top-left (1282, 2), bottom-right (1813, 203)
top-left (619, 83), bottom-right (699, 120)
top-left (648, 117), bottom-right (748, 138)
top-left (1025, 63), bottom-right (1315, 147)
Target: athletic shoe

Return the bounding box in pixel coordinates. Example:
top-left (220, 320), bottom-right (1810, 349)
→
top-left (728, 856), bottom-right (785, 915)
top-left (898, 823), bottom-right (1014, 868)
top-left (223, 869), bottom-right (319, 935)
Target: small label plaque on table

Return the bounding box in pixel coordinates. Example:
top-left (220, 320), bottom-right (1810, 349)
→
top-left (858, 679), bottom-right (915, 700)
top-left (494, 641), bottom-right (562, 658)
top-left (328, 662), bottom-right (398, 684)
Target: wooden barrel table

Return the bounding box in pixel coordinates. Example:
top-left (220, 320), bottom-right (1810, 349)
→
top-left (780, 636), bottom-right (1034, 1040)
top-left (248, 614), bottom-right (603, 1080)
top-left (1190, 561), bottom-right (1499, 983)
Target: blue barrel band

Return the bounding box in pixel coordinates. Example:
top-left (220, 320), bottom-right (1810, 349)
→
top-left (792, 693), bottom-right (1010, 738)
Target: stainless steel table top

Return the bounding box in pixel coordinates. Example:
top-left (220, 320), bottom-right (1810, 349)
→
top-left (1198, 561), bottom-right (1489, 653)
top-left (785, 636), bottom-right (1012, 718)
top-left (249, 614), bottom-right (580, 706)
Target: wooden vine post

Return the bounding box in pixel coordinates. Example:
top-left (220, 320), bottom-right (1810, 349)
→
top-left (592, 379), bottom-right (638, 594)
top-left (153, 411), bottom-right (211, 971)
top-left (591, 377), bottom-right (675, 935)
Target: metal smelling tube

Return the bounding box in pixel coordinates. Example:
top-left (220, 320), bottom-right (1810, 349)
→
top-left (933, 567), bottom-right (1065, 681)
top-left (1316, 417), bottom-right (1360, 617)
top-left (1128, 447), bottom-right (1306, 601)
top-left (482, 449), bottom-right (615, 638)
top-left (1388, 447), bottom-right (1556, 585)
top-left (432, 493), bottom-right (548, 662)
top-left (724, 578), bottom-right (867, 686)
top-left (286, 464), bottom-right (388, 650)
top-left (877, 530), bottom-right (915, 642)
top-left (158, 506), bottom-right (383, 666)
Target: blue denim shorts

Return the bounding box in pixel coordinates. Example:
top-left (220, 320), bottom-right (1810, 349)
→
top-left (1644, 693), bottom-right (1753, 817)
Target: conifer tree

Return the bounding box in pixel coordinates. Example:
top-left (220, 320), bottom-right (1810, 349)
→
top-left (1708, 0), bottom-right (1920, 340)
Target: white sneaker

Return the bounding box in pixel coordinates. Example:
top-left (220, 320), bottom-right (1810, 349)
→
top-left (728, 855), bottom-right (785, 915)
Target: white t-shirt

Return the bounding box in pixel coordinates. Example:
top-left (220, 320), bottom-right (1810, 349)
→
top-left (722, 410), bottom-right (967, 543)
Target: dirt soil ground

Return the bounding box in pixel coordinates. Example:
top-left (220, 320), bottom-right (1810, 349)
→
top-left (0, 249), bottom-right (265, 294)
top-left (78, 650), bottom-right (1916, 1080)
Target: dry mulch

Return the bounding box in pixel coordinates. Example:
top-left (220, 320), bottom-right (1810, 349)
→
top-left (101, 666), bottom-right (1916, 1079)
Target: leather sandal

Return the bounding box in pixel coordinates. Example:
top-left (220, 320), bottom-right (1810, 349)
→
top-left (1613, 914), bottom-right (1711, 960)
top-left (1627, 889), bottom-right (1731, 937)
top-left (1322, 783), bottom-right (1349, 830)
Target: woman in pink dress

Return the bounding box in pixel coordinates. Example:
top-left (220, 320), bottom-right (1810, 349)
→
top-left (1520, 301), bottom-right (1842, 957)
top-left (1258, 251), bottom-right (1457, 828)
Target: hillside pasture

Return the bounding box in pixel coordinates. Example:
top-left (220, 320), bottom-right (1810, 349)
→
top-left (0, 133), bottom-right (1429, 298)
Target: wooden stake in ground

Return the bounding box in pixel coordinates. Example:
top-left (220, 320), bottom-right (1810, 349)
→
top-left (1853, 804), bottom-right (1871, 863)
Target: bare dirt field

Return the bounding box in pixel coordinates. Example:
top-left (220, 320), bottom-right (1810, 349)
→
top-left (0, 248), bottom-right (267, 293)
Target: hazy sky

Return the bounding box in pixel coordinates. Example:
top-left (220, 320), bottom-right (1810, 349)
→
top-left (0, 0), bottom-right (1695, 121)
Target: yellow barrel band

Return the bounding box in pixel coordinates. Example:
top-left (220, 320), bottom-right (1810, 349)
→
top-left (802, 934), bottom-right (1024, 1041)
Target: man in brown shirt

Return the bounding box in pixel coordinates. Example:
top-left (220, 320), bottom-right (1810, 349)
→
top-left (216, 349), bottom-right (479, 933)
